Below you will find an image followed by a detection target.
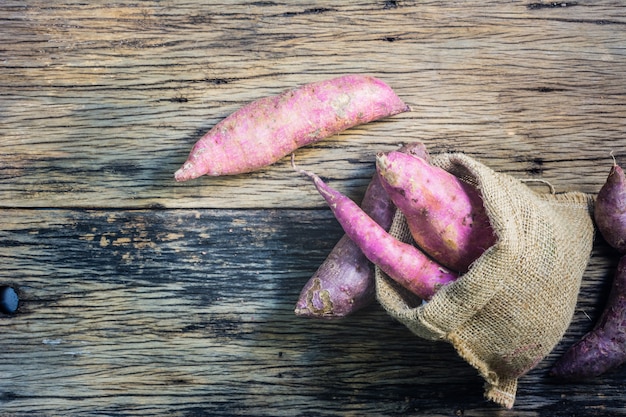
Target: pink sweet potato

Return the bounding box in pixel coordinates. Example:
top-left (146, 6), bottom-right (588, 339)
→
top-left (594, 160), bottom-right (626, 253)
top-left (296, 164), bottom-right (457, 301)
top-left (550, 254), bottom-right (626, 380)
top-left (295, 142), bottom-right (430, 319)
top-left (376, 151), bottom-right (496, 272)
top-left (174, 75), bottom-right (409, 181)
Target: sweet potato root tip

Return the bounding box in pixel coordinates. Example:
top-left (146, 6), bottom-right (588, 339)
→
top-left (174, 162), bottom-right (198, 182)
top-left (294, 229), bottom-right (376, 319)
top-left (175, 74), bottom-right (409, 180)
top-left (295, 278), bottom-right (335, 317)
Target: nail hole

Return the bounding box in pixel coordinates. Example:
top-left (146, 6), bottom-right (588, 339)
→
top-left (0, 286), bottom-right (19, 315)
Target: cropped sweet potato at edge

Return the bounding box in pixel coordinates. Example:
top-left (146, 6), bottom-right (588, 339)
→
top-left (295, 142), bottom-right (431, 319)
top-left (376, 151), bottom-right (496, 272)
top-left (550, 255), bottom-right (626, 380)
top-left (174, 74), bottom-right (409, 181)
top-left (594, 161), bottom-right (626, 253)
top-left (296, 162), bottom-right (457, 301)
top-left (551, 159), bottom-right (626, 380)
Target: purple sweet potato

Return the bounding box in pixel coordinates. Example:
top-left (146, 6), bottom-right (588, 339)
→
top-left (174, 75), bottom-right (409, 181)
top-left (594, 161), bottom-right (626, 253)
top-left (295, 142), bottom-right (430, 319)
top-left (550, 255), bottom-right (626, 380)
top-left (376, 151), bottom-right (496, 272)
top-left (296, 164), bottom-right (458, 301)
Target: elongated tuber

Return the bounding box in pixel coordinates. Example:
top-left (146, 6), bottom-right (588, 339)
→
top-left (295, 142), bottom-right (430, 319)
top-left (175, 75), bottom-right (409, 181)
top-left (296, 163), bottom-right (457, 301)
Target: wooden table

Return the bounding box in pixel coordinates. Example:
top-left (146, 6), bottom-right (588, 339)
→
top-left (2, 1), bottom-right (625, 415)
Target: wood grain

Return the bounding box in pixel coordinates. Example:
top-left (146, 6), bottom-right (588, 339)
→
top-left (2, 1), bottom-right (626, 415)
top-left (1, 1), bottom-right (625, 209)
top-left (1, 208), bottom-right (625, 416)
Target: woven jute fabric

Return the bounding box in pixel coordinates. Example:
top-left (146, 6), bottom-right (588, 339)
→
top-left (375, 153), bottom-right (595, 409)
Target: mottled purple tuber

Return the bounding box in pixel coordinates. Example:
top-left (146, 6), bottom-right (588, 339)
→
top-left (550, 255), bottom-right (626, 380)
top-left (594, 161), bottom-right (626, 253)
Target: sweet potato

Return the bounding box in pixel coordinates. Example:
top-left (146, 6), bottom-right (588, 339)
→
top-left (296, 163), bottom-right (457, 301)
top-left (174, 75), bottom-right (409, 181)
top-left (551, 160), bottom-right (626, 380)
top-left (376, 151), bottom-right (496, 272)
top-left (550, 254), bottom-right (626, 380)
top-left (295, 142), bottom-right (430, 319)
top-left (594, 160), bottom-right (626, 253)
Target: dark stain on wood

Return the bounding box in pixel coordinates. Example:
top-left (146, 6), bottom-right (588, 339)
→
top-left (281, 8), bottom-right (336, 18)
top-left (514, 155), bottom-right (546, 175)
top-left (521, 87), bottom-right (568, 93)
top-left (204, 78), bottom-right (230, 85)
top-left (383, 1), bottom-right (400, 9)
top-left (527, 2), bottom-right (579, 10)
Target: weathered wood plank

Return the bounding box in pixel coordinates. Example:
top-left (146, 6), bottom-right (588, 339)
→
top-left (1, 1), bottom-right (625, 208)
top-left (2, 1), bottom-right (626, 415)
top-left (1, 208), bottom-right (625, 416)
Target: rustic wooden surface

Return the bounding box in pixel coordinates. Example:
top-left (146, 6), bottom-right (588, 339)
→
top-left (1, 1), bottom-right (626, 416)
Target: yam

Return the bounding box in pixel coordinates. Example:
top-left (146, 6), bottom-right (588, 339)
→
top-left (175, 75), bottom-right (409, 181)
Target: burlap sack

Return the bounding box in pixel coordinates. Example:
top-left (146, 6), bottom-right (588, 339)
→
top-left (375, 153), bottom-right (595, 409)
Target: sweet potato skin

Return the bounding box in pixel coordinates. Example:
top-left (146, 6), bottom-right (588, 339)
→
top-left (294, 234), bottom-right (376, 318)
top-left (295, 142), bottom-right (430, 319)
top-left (174, 75), bottom-right (409, 181)
top-left (594, 163), bottom-right (626, 253)
top-left (550, 255), bottom-right (626, 380)
top-left (299, 167), bottom-right (457, 301)
top-left (376, 151), bottom-right (496, 272)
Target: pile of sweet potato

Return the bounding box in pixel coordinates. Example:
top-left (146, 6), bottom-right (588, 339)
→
top-left (174, 74), bottom-right (626, 381)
